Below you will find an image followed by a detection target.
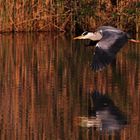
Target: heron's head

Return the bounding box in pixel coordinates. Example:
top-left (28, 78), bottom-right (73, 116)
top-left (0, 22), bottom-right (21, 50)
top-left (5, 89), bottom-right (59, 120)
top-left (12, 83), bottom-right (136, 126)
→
top-left (74, 31), bottom-right (102, 41)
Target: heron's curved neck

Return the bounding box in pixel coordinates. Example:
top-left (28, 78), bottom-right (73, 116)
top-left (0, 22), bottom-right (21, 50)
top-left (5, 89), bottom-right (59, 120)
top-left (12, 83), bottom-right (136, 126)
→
top-left (89, 32), bottom-right (102, 41)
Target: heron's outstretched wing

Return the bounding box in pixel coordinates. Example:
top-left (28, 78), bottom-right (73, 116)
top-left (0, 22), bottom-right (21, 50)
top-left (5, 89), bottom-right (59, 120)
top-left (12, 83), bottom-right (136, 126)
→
top-left (91, 31), bottom-right (128, 71)
top-left (91, 47), bottom-right (115, 70)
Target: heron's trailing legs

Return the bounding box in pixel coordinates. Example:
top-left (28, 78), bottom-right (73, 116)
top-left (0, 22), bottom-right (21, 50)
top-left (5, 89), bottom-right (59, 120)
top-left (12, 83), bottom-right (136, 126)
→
top-left (129, 39), bottom-right (140, 43)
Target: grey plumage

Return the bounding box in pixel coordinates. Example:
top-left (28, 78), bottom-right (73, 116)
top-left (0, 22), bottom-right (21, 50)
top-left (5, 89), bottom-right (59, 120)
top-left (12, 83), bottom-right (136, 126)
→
top-left (74, 26), bottom-right (128, 71)
top-left (92, 26), bottom-right (128, 71)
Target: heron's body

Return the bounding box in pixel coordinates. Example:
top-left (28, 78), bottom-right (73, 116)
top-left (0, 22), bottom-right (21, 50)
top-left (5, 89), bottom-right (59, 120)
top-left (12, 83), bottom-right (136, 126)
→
top-left (96, 26), bottom-right (128, 52)
top-left (74, 26), bottom-right (129, 71)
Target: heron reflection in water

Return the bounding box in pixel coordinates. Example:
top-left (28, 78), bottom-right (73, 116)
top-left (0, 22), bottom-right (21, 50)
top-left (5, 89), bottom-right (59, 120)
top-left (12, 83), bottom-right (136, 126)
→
top-left (77, 91), bottom-right (128, 132)
top-left (74, 26), bottom-right (140, 71)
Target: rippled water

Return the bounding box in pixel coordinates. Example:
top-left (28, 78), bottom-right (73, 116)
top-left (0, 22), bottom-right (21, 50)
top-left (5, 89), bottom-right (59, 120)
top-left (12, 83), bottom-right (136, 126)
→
top-left (0, 33), bottom-right (139, 140)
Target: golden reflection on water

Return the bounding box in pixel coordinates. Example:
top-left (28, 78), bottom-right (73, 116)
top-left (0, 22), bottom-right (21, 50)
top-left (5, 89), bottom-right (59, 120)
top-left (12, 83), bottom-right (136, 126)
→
top-left (0, 33), bottom-right (139, 140)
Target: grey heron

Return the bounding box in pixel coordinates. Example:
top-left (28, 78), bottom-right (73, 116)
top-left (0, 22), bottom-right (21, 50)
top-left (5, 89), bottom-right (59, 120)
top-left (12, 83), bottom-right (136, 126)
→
top-left (74, 26), bottom-right (140, 71)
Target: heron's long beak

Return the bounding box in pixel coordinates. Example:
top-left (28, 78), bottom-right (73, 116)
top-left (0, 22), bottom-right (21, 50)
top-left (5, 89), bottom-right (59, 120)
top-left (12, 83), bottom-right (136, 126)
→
top-left (73, 36), bottom-right (84, 40)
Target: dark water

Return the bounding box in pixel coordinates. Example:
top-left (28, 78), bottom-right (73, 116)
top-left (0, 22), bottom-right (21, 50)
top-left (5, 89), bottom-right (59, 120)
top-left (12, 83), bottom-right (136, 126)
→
top-left (0, 33), bottom-right (140, 140)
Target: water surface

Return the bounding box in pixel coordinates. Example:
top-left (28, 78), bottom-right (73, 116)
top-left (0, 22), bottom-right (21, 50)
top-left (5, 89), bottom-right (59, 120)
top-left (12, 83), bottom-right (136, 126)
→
top-left (0, 33), bottom-right (140, 140)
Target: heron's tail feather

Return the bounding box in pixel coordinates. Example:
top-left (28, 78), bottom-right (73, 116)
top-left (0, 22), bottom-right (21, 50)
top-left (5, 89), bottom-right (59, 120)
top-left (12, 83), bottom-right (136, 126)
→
top-left (129, 39), bottom-right (140, 43)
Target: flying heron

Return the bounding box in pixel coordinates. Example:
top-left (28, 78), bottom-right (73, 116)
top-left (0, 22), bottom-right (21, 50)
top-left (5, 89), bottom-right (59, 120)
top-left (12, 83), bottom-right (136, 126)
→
top-left (74, 26), bottom-right (140, 71)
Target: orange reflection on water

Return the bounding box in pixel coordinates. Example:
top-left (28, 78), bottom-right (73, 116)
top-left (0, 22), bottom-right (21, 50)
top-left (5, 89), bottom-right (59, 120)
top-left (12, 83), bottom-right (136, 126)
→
top-left (0, 33), bottom-right (139, 140)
